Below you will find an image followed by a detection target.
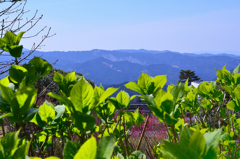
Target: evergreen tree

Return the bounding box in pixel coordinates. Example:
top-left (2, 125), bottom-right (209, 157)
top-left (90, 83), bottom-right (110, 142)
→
top-left (178, 70), bottom-right (201, 85)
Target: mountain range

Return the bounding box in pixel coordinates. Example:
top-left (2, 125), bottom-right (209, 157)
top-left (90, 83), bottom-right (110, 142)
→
top-left (2, 49), bottom-right (240, 86)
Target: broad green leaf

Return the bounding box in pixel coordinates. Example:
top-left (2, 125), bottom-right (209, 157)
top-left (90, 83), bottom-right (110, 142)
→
top-left (141, 95), bottom-right (163, 119)
top-left (93, 86), bottom-right (105, 106)
top-left (63, 140), bottom-right (80, 159)
top-left (0, 84), bottom-right (14, 104)
top-left (41, 60), bottom-right (53, 76)
top-left (9, 65), bottom-right (28, 83)
top-left (0, 77), bottom-right (10, 87)
top-left (8, 45), bottom-right (23, 57)
top-left (125, 82), bottom-right (145, 95)
top-left (138, 72), bottom-right (152, 94)
top-left (22, 64), bottom-right (38, 85)
top-left (133, 108), bottom-right (145, 125)
top-left (116, 91), bottom-right (130, 108)
top-left (170, 82), bottom-right (185, 103)
top-left (73, 113), bottom-right (96, 130)
top-left (201, 98), bottom-right (212, 109)
top-left (54, 105), bottom-right (65, 120)
top-left (47, 93), bottom-right (74, 113)
top-left (227, 101), bottom-right (240, 111)
top-left (23, 108), bottom-right (39, 122)
top-left (29, 57), bottom-right (44, 74)
top-left (38, 103), bottom-right (55, 124)
top-left (65, 72), bottom-right (77, 84)
top-left (204, 129), bottom-right (221, 154)
top-left (0, 90), bottom-right (10, 112)
top-left (54, 71), bottom-right (64, 85)
top-left (70, 77), bottom-right (94, 113)
top-left (29, 57), bottom-right (52, 77)
top-left (189, 129), bottom-right (206, 157)
top-left (12, 141), bottom-right (30, 159)
top-left (233, 74), bottom-right (240, 85)
top-left (96, 135), bottom-right (115, 159)
top-left (99, 87), bottom-right (119, 104)
top-left (234, 86), bottom-right (240, 106)
top-left (30, 113), bottom-right (47, 127)
top-left (163, 141), bottom-right (193, 159)
top-left (0, 130), bottom-right (20, 158)
top-left (15, 32), bottom-right (25, 45)
top-left (3, 31), bottom-right (15, 45)
top-left (74, 136), bottom-right (97, 159)
top-left (232, 65), bottom-right (239, 75)
top-left (14, 86), bottom-right (37, 115)
top-left (152, 75), bottom-right (167, 92)
top-left (179, 126), bottom-right (194, 146)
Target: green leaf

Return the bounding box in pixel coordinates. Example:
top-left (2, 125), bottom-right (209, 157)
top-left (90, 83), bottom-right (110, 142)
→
top-left (116, 91), bottom-right (130, 108)
top-left (93, 86), bottom-right (105, 106)
top-left (163, 141), bottom-right (192, 159)
top-left (232, 65), bottom-right (239, 75)
top-left (227, 101), bottom-right (240, 111)
top-left (138, 72), bottom-right (152, 94)
top-left (15, 32), bottom-right (25, 45)
top-left (189, 129), bottom-right (206, 157)
top-left (99, 87), bottom-right (119, 104)
top-left (0, 90), bottom-right (10, 112)
top-left (22, 64), bottom-right (38, 85)
top-left (38, 103), bottom-right (55, 124)
top-left (14, 86), bottom-right (37, 115)
top-left (142, 95), bottom-right (163, 119)
top-left (125, 82), bottom-right (145, 95)
top-left (74, 136), bottom-right (97, 159)
top-left (152, 75), bottom-right (167, 92)
top-left (65, 72), bottom-right (77, 84)
top-left (12, 141), bottom-right (30, 159)
top-left (30, 113), bottom-right (45, 127)
top-left (234, 86), bottom-right (240, 106)
top-left (0, 130), bottom-right (20, 158)
top-left (204, 129), bottom-right (221, 154)
top-left (0, 77), bottom-right (10, 87)
top-left (179, 126), bottom-right (194, 146)
top-left (70, 77), bottom-right (94, 113)
top-left (9, 65), bottom-right (28, 83)
top-left (63, 140), bottom-right (80, 159)
top-left (29, 57), bottom-right (52, 77)
top-left (54, 71), bottom-right (64, 85)
top-left (54, 105), bottom-right (65, 120)
top-left (133, 108), bottom-right (145, 125)
top-left (129, 150), bottom-right (146, 159)
top-left (170, 82), bottom-right (185, 103)
top-left (41, 60), bottom-right (53, 77)
top-left (0, 83), bottom-right (14, 104)
top-left (73, 113), bottom-right (96, 130)
top-left (201, 98), bottom-right (212, 109)
top-left (10, 45), bottom-right (23, 57)
top-left (29, 57), bottom-right (44, 74)
top-left (23, 108), bottom-right (39, 122)
top-left (47, 93), bottom-right (74, 113)
top-left (96, 135), bottom-right (115, 159)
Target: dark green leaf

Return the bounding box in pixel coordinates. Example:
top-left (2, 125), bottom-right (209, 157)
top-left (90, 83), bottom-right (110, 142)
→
top-left (63, 140), bottom-right (80, 159)
top-left (96, 135), bottom-right (115, 159)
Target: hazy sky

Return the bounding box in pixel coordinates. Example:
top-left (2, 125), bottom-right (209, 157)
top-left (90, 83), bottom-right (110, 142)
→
top-left (15, 0), bottom-right (240, 53)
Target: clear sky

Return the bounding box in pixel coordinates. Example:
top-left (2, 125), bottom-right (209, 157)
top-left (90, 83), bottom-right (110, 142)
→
top-left (15, 0), bottom-right (240, 53)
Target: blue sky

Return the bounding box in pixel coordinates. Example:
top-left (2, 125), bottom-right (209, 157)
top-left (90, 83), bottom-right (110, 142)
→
top-left (18, 0), bottom-right (240, 53)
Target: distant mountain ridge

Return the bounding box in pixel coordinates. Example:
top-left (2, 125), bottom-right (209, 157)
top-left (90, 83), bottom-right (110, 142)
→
top-left (1, 49), bottom-right (240, 85)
